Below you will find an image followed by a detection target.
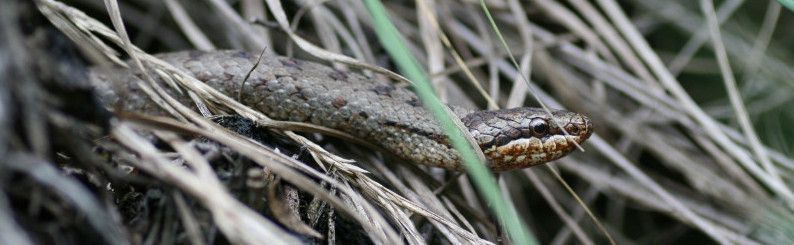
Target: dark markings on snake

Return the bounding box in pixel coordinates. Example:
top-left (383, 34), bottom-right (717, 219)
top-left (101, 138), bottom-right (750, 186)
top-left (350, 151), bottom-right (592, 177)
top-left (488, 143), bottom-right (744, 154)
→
top-left (372, 85), bottom-right (395, 97)
top-left (88, 50), bottom-right (593, 171)
top-left (280, 58), bottom-right (302, 70)
top-left (328, 70), bottom-right (348, 81)
top-left (406, 98), bottom-right (421, 107)
top-left (332, 96), bottom-right (347, 108)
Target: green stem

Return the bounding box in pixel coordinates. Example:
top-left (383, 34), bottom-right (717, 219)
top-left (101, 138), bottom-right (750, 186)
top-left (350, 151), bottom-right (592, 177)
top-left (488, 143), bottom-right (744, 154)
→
top-left (363, 1), bottom-right (536, 244)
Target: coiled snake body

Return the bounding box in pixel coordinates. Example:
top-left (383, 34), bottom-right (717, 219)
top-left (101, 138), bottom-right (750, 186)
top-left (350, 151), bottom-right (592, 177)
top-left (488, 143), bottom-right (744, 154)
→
top-left (90, 50), bottom-right (592, 171)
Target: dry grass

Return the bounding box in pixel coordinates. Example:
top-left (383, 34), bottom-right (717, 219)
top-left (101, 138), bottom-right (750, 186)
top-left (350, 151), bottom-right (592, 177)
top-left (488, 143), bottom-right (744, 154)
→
top-left (3, 0), bottom-right (792, 244)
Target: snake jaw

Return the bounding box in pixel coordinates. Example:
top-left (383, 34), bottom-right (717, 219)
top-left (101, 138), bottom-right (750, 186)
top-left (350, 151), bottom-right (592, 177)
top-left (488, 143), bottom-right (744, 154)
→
top-left (463, 108), bottom-right (593, 171)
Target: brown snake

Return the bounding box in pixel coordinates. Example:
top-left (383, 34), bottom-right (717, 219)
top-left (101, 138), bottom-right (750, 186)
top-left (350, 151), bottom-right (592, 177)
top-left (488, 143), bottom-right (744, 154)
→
top-left (89, 50), bottom-right (593, 171)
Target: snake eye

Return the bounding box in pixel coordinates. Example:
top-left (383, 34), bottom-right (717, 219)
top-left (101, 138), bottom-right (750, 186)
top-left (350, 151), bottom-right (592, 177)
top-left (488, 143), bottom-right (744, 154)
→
top-left (529, 119), bottom-right (548, 136)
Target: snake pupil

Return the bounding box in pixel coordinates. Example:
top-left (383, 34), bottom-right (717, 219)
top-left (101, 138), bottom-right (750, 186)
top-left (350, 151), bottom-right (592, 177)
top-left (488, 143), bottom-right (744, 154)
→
top-left (530, 119), bottom-right (548, 136)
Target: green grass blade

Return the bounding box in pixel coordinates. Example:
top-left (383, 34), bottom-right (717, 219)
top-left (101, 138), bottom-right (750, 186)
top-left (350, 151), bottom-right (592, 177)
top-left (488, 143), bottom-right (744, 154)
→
top-left (777, 0), bottom-right (794, 11)
top-left (363, 0), bottom-right (536, 244)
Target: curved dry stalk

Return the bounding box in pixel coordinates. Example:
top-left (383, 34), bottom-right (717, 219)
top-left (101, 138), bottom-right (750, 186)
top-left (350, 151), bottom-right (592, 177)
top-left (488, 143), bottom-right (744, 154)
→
top-left (30, 0), bottom-right (794, 243)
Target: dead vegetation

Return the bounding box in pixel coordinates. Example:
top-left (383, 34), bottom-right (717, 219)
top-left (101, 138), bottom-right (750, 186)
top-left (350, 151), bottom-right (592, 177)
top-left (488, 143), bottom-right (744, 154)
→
top-left (1, 0), bottom-right (793, 244)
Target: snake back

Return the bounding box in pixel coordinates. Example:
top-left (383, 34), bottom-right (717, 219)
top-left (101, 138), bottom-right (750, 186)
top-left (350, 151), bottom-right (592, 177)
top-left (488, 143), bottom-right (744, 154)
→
top-left (89, 50), bottom-right (592, 171)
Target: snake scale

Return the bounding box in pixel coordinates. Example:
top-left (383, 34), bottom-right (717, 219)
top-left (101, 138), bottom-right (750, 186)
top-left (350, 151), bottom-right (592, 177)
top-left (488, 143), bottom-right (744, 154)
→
top-left (89, 50), bottom-right (592, 171)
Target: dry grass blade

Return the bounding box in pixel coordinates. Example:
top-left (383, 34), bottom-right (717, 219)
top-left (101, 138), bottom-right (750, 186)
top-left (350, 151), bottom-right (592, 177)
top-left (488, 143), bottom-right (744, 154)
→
top-left (13, 0), bottom-right (794, 244)
top-left (39, 1), bottom-right (492, 243)
top-left (524, 170), bottom-right (595, 245)
top-left (164, 0), bottom-right (214, 50)
top-left (112, 124), bottom-right (300, 244)
top-left (699, 0), bottom-right (781, 194)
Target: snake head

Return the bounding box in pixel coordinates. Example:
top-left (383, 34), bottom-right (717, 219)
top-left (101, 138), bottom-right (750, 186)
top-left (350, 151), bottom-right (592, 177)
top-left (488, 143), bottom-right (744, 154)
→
top-left (462, 107), bottom-right (593, 171)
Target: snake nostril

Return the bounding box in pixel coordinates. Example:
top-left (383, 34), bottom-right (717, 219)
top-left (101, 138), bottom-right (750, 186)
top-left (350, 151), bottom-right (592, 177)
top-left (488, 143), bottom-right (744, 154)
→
top-left (567, 125), bottom-right (579, 135)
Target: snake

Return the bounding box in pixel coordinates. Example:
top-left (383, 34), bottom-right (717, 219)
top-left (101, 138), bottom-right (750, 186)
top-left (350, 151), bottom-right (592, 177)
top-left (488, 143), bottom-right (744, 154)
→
top-left (89, 50), bottom-right (592, 171)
